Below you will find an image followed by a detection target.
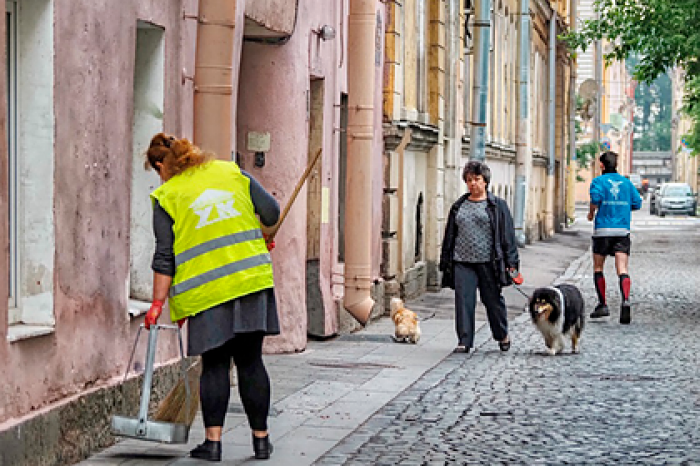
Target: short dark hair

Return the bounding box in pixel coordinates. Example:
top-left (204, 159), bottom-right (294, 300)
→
top-left (600, 151), bottom-right (618, 173)
top-left (462, 160), bottom-right (491, 186)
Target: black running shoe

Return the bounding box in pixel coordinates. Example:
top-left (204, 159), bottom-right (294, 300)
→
top-left (620, 301), bottom-right (631, 324)
top-left (590, 304), bottom-right (610, 319)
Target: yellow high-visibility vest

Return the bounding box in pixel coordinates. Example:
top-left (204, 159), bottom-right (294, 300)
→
top-left (150, 160), bottom-right (274, 321)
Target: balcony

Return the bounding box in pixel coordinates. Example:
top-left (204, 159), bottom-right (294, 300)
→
top-left (244, 0), bottom-right (297, 39)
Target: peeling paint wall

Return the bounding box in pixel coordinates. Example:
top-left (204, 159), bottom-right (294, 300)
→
top-left (0, 0), bottom-right (187, 425)
top-left (236, 0), bottom-right (361, 350)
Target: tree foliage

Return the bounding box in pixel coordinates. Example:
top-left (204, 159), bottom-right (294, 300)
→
top-left (565, 0), bottom-right (700, 154)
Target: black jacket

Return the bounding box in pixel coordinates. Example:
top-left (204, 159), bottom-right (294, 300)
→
top-left (439, 192), bottom-right (519, 289)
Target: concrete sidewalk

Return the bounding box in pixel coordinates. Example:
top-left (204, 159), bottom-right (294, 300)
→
top-left (79, 219), bottom-right (592, 466)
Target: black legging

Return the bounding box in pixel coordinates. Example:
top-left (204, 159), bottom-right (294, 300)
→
top-left (200, 332), bottom-right (270, 430)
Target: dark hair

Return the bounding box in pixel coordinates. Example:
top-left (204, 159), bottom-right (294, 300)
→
top-left (145, 132), bottom-right (210, 177)
top-left (600, 151), bottom-right (618, 173)
top-left (462, 160), bottom-right (491, 186)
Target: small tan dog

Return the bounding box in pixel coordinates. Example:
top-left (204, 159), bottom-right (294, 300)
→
top-left (390, 297), bottom-right (421, 344)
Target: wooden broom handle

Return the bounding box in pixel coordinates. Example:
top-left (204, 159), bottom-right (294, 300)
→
top-left (266, 148), bottom-right (322, 242)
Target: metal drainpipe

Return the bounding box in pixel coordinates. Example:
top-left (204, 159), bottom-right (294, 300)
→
top-left (513, 0), bottom-right (531, 246)
top-left (194, 0), bottom-right (237, 159)
top-left (469, 0), bottom-right (491, 161)
top-left (344, 0), bottom-right (377, 325)
top-left (567, 0), bottom-right (577, 224)
top-left (545, 10), bottom-right (556, 237)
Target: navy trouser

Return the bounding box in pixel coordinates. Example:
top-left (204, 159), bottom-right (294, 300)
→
top-left (454, 261), bottom-right (508, 347)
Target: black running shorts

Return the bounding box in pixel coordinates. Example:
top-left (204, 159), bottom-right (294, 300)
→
top-left (592, 235), bottom-right (631, 256)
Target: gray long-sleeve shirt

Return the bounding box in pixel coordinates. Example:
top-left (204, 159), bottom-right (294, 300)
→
top-left (151, 170), bottom-right (280, 276)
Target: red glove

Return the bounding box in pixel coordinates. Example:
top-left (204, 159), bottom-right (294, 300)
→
top-left (263, 234), bottom-right (275, 252)
top-left (145, 300), bottom-right (164, 329)
top-left (177, 318), bottom-right (187, 328)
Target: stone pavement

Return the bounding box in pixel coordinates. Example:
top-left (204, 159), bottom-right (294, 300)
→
top-left (78, 219), bottom-right (592, 466)
top-left (315, 213), bottom-right (700, 464)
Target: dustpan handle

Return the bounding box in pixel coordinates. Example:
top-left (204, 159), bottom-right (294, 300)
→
top-left (136, 325), bottom-right (159, 435)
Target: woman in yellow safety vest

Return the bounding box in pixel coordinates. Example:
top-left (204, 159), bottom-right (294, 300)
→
top-left (144, 133), bottom-right (279, 461)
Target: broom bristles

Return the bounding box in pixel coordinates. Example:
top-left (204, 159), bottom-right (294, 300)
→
top-left (154, 360), bottom-right (201, 426)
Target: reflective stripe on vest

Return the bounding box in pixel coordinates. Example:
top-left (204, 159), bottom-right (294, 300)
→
top-left (174, 229), bottom-right (263, 267)
top-left (171, 252), bottom-right (271, 297)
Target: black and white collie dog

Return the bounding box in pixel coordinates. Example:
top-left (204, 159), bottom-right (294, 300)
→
top-left (529, 284), bottom-right (585, 355)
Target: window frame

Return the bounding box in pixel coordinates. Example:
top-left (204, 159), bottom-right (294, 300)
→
top-left (6, 0), bottom-right (19, 319)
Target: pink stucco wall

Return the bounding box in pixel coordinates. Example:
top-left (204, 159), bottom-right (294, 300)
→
top-left (0, 1), bottom-right (187, 425)
top-left (0, 0), bottom-right (388, 425)
top-left (236, 0), bottom-right (386, 351)
top-left (237, 0), bottom-right (344, 352)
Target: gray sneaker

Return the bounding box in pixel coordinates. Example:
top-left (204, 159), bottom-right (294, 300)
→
top-left (620, 301), bottom-right (631, 324)
top-left (590, 304), bottom-right (610, 319)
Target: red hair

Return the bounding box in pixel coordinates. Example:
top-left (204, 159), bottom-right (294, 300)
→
top-left (145, 133), bottom-right (210, 177)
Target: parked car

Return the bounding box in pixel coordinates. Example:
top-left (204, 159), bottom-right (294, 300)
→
top-left (653, 183), bottom-right (697, 217)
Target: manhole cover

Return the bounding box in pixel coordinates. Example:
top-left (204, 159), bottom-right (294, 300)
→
top-left (308, 361), bottom-right (400, 370)
top-left (335, 333), bottom-right (394, 343)
top-left (577, 373), bottom-right (662, 382)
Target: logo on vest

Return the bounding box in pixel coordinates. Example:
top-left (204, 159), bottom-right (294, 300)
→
top-left (190, 189), bottom-right (241, 229)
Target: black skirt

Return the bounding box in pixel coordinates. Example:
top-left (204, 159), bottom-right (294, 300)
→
top-left (186, 287), bottom-right (280, 356)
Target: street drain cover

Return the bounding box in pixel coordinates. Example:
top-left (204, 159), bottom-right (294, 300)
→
top-left (308, 361), bottom-right (400, 370)
top-left (335, 333), bottom-right (394, 343)
top-left (577, 373), bottom-right (662, 382)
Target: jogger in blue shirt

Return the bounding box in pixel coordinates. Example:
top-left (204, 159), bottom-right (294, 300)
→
top-left (588, 151), bottom-right (642, 324)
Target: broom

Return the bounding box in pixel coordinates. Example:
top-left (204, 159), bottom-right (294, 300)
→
top-left (152, 148), bottom-right (323, 426)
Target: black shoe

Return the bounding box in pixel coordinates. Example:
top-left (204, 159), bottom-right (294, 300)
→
top-left (253, 434), bottom-right (273, 460)
top-left (498, 338), bottom-right (511, 352)
top-left (590, 304), bottom-right (610, 319)
top-left (620, 301), bottom-right (631, 325)
top-left (190, 439), bottom-right (222, 462)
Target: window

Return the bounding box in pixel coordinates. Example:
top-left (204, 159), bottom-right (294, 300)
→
top-left (129, 21), bottom-right (164, 315)
top-left (6, 0), bottom-right (55, 341)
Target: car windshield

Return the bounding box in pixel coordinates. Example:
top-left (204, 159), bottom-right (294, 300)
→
top-left (664, 187), bottom-right (691, 196)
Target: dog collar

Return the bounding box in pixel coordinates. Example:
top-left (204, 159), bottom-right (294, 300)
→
top-left (546, 286), bottom-right (566, 314)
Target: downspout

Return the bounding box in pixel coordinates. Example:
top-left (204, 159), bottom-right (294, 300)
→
top-left (513, 0), bottom-right (531, 245)
top-left (592, 15), bottom-right (602, 178)
top-left (194, 0), bottom-right (237, 159)
top-left (469, 0), bottom-right (491, 161)
top-left (545, 10), bottom-right (556, 237)
top-left (567, 0), bottom-right (577, 224)
top-left (344, 0), bottom-right (377, 325)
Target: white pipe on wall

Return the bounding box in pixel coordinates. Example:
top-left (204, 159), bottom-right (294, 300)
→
top-left (545, 10), bottom-right (556, 237)
top-left (513, 0), bottom-right (531, 245)
top-left (469, 0), bottom-right (491, 161)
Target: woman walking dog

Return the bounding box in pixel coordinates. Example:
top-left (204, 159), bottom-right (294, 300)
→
top-left (440, 161), bottom-right (519, 354)
top-left (144, 133), bottom-right (280, 461)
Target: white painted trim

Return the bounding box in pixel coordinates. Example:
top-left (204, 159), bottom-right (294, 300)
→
top-left (7, 324), bottom-right (54, 343)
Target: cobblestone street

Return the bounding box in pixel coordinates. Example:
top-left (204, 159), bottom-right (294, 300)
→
top-left (316, 221), bottom-right (700, 465)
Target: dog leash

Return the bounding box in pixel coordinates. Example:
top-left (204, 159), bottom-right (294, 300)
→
top-left (512, 284), bottom-right (531, 300)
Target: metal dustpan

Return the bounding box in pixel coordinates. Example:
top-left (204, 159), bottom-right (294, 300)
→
top-left (111, 324), bottom-right (191, 444)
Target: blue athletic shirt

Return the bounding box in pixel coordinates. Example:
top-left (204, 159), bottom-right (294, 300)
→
top-left (590, 172), bottom-right (642, 237)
